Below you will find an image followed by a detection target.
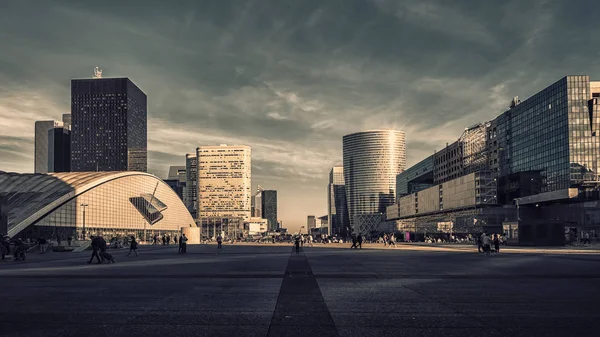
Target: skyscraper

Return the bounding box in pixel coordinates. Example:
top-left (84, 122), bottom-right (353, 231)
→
top-left (197, 145), bottom-right (251, 220)
top-left (328, 166), bottom-right (349, 237)
top-left (261, 190), bottom-right (277, 231)
top-left (34, 116), bottom-right (71, 174)
top-left (343, 130), bottom-right (406, 234)
top-left (71, 77), bottom-right (147, 172)
top-left (307, 215), bottom-right (316, 230)
top-left (47, 125), bottom-right (71, 173)
top-left (185, 153), bottom-right (197, 217)
top-left (251, 186), bottom-right (263, 218)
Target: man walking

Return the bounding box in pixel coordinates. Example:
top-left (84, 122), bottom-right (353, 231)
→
top-left (88, 236), bottom-right (102, 264)
top-left (180, 234), bottom-right (188, 253)
top-left (217, 234), bottom-right (223, 250)
top-left (357, 234), bottom-right (363, 249)
top-left (294, 235), bottom-right (301, 254)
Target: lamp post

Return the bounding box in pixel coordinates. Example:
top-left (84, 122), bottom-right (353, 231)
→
top-left (81, 203), bottom-right (88, 240)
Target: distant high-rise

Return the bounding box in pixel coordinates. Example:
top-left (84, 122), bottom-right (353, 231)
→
top-left (251, 186), bottom-right (263, 218)
top-left (307, 215), bottom-right (316, 230)
top-left (164, 165), bottom-right (186, 201)
top-left (34, 118), bottom-right (70, 173)
top-left (197, 145), bottom-right (251, 220)
top-left (185, 153), bottom-right (197, 217)
top-left (328, 166), bottom-right (349, 237)
top-left (71, 76), bottom-right (147, 172)
top-left (343, 130), bottom-right (406, 234)
top-left (261, 190), bottom-right (277, 231)
top-left (48, 125), bottom-right (71, 173)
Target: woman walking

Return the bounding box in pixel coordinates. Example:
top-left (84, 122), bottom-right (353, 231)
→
top-left (127, 236), bottom-right (139, 256)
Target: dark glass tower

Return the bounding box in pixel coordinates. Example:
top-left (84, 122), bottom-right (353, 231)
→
top-left (261, 190), bottom-right (277, 231)
top-left (48, 126), bottom-right (71, 172)
top-left (71, 78), bottom-right (147, 172)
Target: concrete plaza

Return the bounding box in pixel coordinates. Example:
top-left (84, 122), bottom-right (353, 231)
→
top-left (0, 243), bottom-right (599, 337)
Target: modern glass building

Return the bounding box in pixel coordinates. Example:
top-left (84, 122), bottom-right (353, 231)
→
top-left (35, 119), bottom-right (70, 174)
top-left (392, 75), bottom-right (600, 245)
top-left (328, 166), bottom-right (349, 237)
top-left (71, 77), bottom-right (147, 172)
top-left (343, 130), bottom-right (406, 234)
top-left (261, 189), bottom-right (277, 231)
top-left (0, 171), bottom-right (195, 242)
top-left (396, 155), bottom-right (434, 198)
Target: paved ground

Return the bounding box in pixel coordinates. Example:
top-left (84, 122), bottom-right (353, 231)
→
top-left (1, 243), bottom-right (599, 337)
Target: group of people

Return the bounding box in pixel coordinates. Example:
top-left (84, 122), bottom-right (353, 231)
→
top-left (381, 234), bottom-right (397, 247)
top-left (350, 234), bottom-right (364, 249)
top-left (1, 235), bottom-right (26, 261)
top-left (477, 232), bottom-right (501, 256)
top-left (153, 234), bottom-right (178, 246)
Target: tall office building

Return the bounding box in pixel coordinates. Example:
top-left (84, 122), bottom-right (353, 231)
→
top-left (328, 166), bottom-right (349, 237)
top-left (185, 153), bottom-right (197, 217)
top-left (48, 125), bottom-right (71, 173)
top-left (343, 130), bottom-right (406, 234)
top-left (34, 116), bottom-right (71, 174)
top-left (197, 145), bottom-right (252, 220)
top-left (390, 75), bottom-right (600, 245)
top-left (261, 190), bottom-right (278, 231)
top-left (71, 76), bottom-right (147, 172)
top-left (251, 186), bottom-right (264, 218)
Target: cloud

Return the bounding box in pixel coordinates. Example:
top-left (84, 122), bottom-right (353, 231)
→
top-left (1, 0), bottom-right (600, 230)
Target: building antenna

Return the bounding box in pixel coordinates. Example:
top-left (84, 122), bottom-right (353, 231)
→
top-left (93, 67), bottom-right (103, 79)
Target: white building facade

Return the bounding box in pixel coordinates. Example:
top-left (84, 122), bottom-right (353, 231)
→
top-left (196, 144), bottom-right (252, 221)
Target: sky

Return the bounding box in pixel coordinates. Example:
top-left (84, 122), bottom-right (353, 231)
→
top-left (1, 0), bottom-right (600, 232)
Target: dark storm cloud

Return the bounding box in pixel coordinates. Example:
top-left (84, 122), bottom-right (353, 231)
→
top-left (2, 0), bottom-right (600, 227)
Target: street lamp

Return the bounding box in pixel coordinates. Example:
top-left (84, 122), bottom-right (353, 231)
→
top-left (81, 203), bottom-right (88, 240)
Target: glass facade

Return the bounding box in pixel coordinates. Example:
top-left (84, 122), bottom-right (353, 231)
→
top-left (494, 76), bottom-right (600, 195)
top-left (261, 190), bottom-right (277, 231)
top-left (343, 130), bottom-right (406, 233)
top-left (396, 155), bottom-right (434, 198)
top-left (0, 172), bottom-right (195, 241)
top-left (71, 78), bottom-right (147, 172)
top-left (328, 166), bottom-right (349, 237)
top-left (34, 120), bottom-right (62, 174)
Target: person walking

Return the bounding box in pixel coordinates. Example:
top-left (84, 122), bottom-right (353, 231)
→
top-left (180, 234), bottom-right (188, 253)
top-left (294, 235), bottom-right (301, 254)
top-left (350, 235), bottom-right (358, 249)
top-left (87, 236), bottom-right (102, 264)
top-left (493, 234), bottom-right (500, 255)
top-left (37, 237), bottom-right (48, 254)
top-left (67, 236), bottom-right (72, 246)
top-left (482, 233), bottom-right (491, 257)
top-left (1, 235), bottom-right (9, 260)
top-left (583, 233), bottom-right (591, 245)
top-left (127, 236), bottom-right (139, 256)
top-left (357, 234), bottom-right (363, 249)
top-left (383, 234), bottom-right (388, 247)
top-left (477, 232), bottom-right (484, 253)
top-left (389, 234), bottom-right (396, 247)
top-left (174, 235), bottom-right (178, 245)
top-left (217, 234), bottom-right (223, 250)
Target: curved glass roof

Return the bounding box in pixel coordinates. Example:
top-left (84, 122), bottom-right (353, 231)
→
top-left (0, 171), bottom-right (162, 237)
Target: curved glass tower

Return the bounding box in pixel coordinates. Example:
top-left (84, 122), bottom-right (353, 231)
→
top-left (343, 130), bottom-right (406, 234)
